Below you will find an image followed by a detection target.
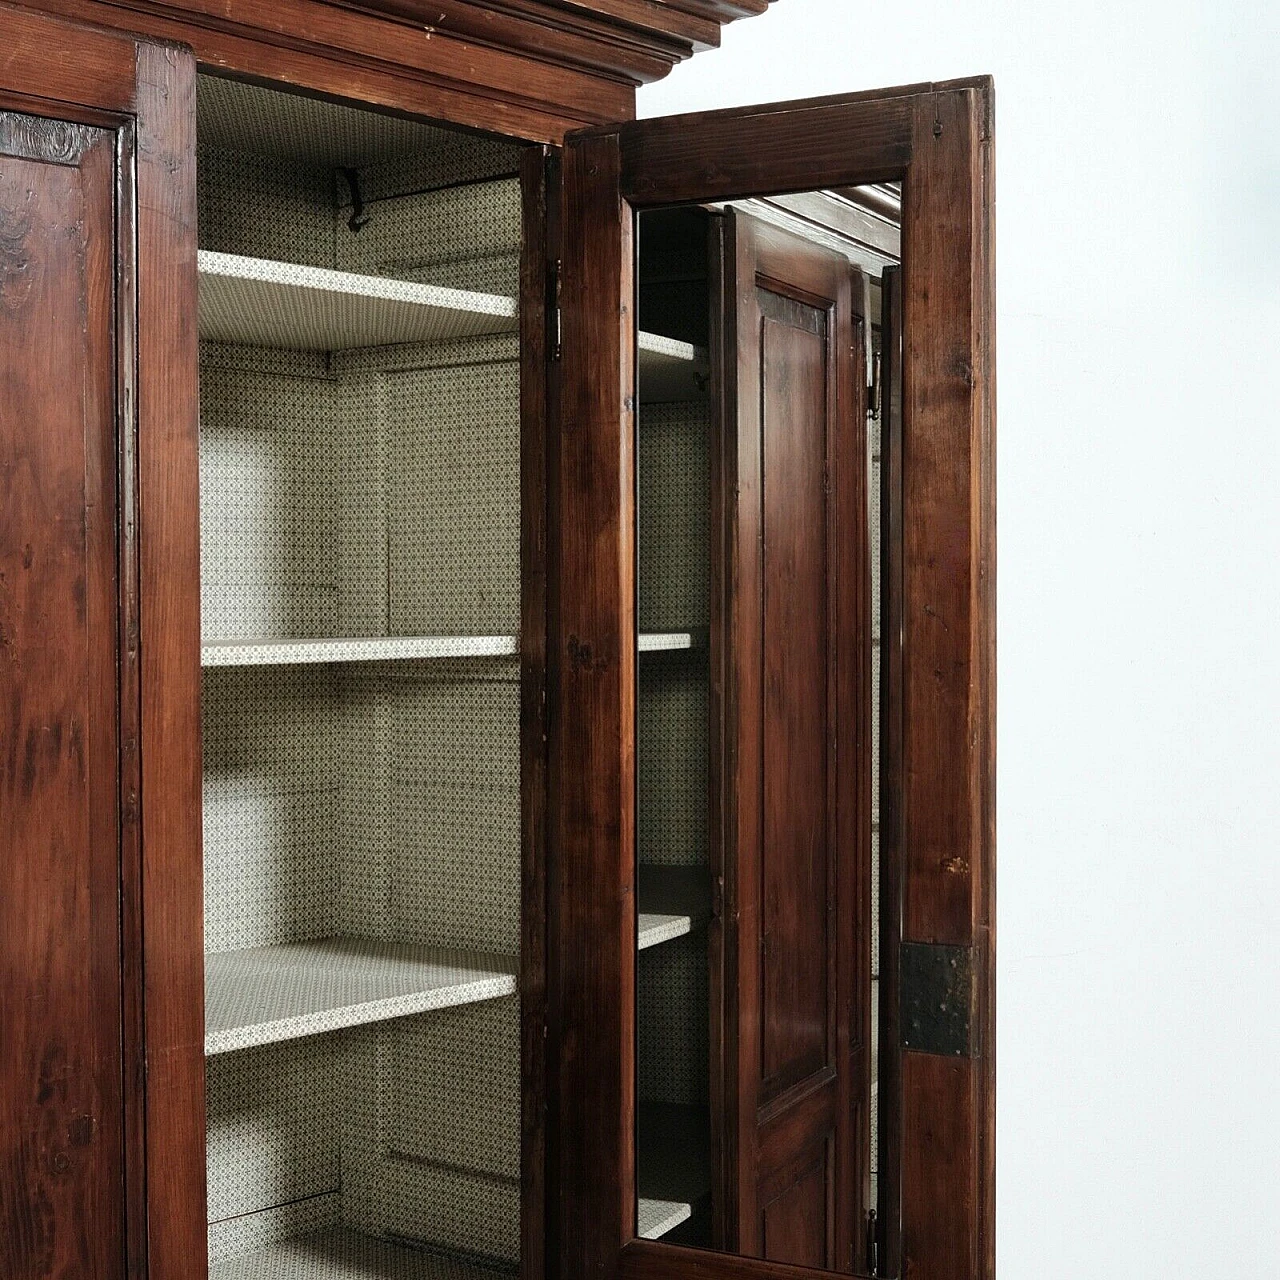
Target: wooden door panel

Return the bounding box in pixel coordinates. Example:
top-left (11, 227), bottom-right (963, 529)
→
top-left (759, 299), bottom-right (831, 1102)
top-left (0, 12), bottom-right (202, 1279)
top-left (760, 1146), bottom-right (831, 1270)
top-left (0, 111), bottom-right (123, 1280)
top-left (724, 212), bottom-right (867, 1270)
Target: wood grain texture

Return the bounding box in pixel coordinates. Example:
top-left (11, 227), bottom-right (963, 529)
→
top-left (551, 128), bottom-right (637, 1280)
top-left (900, 1053), bottom-right (977, 1280)
top-left (14, 0), bottom-right (624, 142)
top-left (133, 38), bottom-right (207, 1280)
top-left (520, 141), bottom-right (556, 1280)
top-left (899, 88), bottom-right (982, 950)
top-left (617, 95), bottom-right (914, 206)
top-left (874, 263), bottom-right (904, 1280)
top-left (893, 84), bottom-right (994, 1280)
top-left (0, 110), bottom-right (123, 1280)
top-left (7, 0), bottom-right (774, 142)
top-left (719, 214), bottom-right (868, 1271)
top-left (0, 4), bottom-right (138, 109)
top-left (113, 107), bottom-right (147, 1280)
top-left (973, 82), bottom-right (997, 1280)
top-left (704, 207), bottom-right (731, 1252)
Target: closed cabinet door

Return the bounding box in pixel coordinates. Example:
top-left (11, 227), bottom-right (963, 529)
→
top-left (0, 10), bottom-right (201, 1279)
top-left (551, 79), bottom-right (994, 1280)
top-left (0, 104), bottom-right (126, 1280)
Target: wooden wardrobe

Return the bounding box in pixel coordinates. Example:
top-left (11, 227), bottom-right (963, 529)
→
top-left (0, 6), bottom-right (996, 1280)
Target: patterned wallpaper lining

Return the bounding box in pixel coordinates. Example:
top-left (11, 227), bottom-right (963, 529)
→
top-left (633, 247), bottom-right (891, 1212)
top-left (198, 82), bottom-right (523, 1269)
top-left (637, 386), bottom-right (712, 1208)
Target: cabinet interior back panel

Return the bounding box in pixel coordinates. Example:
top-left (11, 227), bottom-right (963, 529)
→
top-left (197, 77), bottom-right (523, 1270)
top-left (637, 389), bottom-right (712, 1133)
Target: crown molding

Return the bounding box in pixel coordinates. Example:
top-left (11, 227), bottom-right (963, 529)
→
top-left (335, 0), bottom-right (778, 84)
top-left (13, 0), bottom-right (777, 141)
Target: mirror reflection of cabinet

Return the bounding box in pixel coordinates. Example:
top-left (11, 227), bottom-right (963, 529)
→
top-left (636, 201), bottom-right (894, 1270)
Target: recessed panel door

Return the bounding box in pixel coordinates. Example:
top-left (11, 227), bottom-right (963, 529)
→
top-left (0, 109), bottom-right (124, 1280)
top-left (723, 213), bottom-right (869, 1270)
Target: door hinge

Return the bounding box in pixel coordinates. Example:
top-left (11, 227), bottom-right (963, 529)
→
top-left (865, 1208), bottom-right (880, 1276)
top-left (869, 347), bottom-right (883, 419)
top-left (551, 257), bottom-right (563, 362)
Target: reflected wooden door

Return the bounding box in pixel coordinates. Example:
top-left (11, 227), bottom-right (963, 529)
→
top-left (717, 212), bottom-right (871, 1271)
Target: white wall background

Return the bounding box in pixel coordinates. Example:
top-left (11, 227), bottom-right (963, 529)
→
top-left (639, 3), bottom-right (1280, 1274)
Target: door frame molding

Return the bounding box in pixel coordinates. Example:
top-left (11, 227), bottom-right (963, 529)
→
top-left (550, 78), bottom-right (995, 1280)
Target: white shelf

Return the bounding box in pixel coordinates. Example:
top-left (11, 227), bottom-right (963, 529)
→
top-left (202, 634), bottom-right (697, 666)
top-left (202, 635), bottom-right (518, 668)
top-left (198, 250), bottom-right (517, 351)
top-left (198, 251), bottom-right (709, 383)
top-left (209, 1225), bottom-right (515, 1280)
top-left (638, 332), bottom-right (709, 402)
top-left (638, 631), bottom-right (703, 654)
top-left (637, 1101), bottom-right (710, 1240)
top-left (638, 1198), bottom-right (692, 1241)
top-left (637, 865), bottom-right (710, 952)
top-left (205, 938), bottom-right (517, 1056)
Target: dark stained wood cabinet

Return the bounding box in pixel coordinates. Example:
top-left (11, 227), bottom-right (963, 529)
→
top-left (0, 6), bottom-right (995, 1280)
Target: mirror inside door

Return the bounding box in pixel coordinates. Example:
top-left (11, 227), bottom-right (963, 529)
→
top-left (634, 186), bottom-right (902, 1274)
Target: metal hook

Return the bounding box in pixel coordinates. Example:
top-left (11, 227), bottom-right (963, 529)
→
top-left (341, 167), bottom-right (371, 233)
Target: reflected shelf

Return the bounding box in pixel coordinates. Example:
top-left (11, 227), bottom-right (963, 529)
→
top-left (638, 1198), bottom-right (692, 1242)
top-left (208, 1225), bottom-right (517, 1280)
top-left (205, 938), bottom-right (517, 1056)
top-left (637, 865), bottom-right (711, 952)
top-left (637, 331), bottom-right (709, 403)
top-left (638, 1101), bottom-right (710, 1240)
top-left (638, 630), bottom-right (705, 654)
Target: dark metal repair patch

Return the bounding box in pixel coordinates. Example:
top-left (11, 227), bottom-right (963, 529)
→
top-left (900, 941), bottom-right (976, 1057)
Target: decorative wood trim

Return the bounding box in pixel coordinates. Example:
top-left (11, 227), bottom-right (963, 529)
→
top-left (11, 0), bottom-right (775, 142)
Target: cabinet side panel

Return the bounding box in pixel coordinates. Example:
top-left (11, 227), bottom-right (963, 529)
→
top-left (0, 117), bottom-right (124, 1280)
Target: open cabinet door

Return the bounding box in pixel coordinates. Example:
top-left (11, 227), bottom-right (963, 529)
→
top-left (718, 211), bottom-right (870, 1271)
top-left (0, 9), bottom-right (203, 1280)
top-left (549, 83), bottom-right (994, 1280)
